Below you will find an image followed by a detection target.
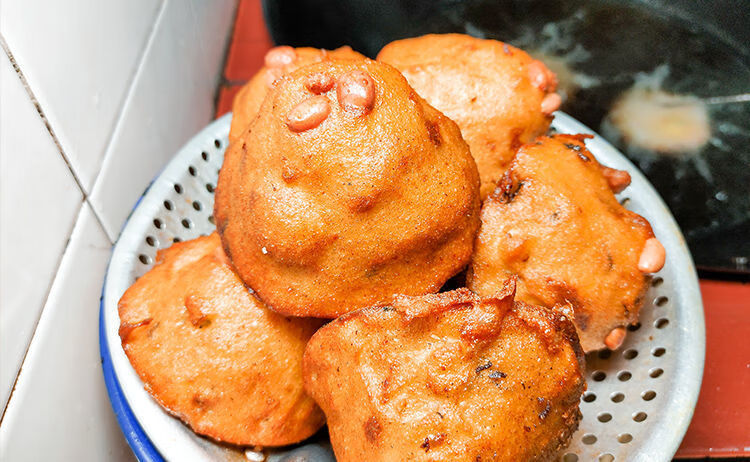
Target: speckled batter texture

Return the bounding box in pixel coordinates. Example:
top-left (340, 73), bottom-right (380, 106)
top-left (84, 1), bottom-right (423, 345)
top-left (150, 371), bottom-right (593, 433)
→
top-left (378, 33), bottom-right (558, 199)
top-left (216, 59), bottom-right (481, 318)
top-left (467, 135), bottom-right (655, 351)
top-left (118, 233), bottom-right (325, 446)
top-left (304, 279), bottom-right (585, 461)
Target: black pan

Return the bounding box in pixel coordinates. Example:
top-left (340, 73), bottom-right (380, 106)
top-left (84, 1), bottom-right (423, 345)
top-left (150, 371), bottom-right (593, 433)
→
top-left (262, 0), bottom-right (750, 279)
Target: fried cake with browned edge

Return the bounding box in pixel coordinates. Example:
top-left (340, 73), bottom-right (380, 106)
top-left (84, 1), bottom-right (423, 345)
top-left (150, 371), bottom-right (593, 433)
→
top-left (303, 279), bottom-right (585, 461)
top-left (216, 59), bottom-right (481, 318)
top-left (118, 233), bottom-right (325, 446)
top-left (378, 33), bottom-right (560, 199)
top-left (468, 135), bottom-right (664, 352)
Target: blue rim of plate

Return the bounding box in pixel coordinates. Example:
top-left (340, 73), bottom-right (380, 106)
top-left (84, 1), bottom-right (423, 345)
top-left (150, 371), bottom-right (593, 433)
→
top-left (99, 177), bottom-right (165, 462)
top-left (100, 275), bottom-right (164, 462)
top-left (97, 115), bottom-right (231, 461)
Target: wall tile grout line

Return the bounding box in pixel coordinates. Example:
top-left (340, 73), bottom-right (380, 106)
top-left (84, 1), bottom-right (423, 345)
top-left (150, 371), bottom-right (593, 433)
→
top-left (0, 200), bottom-right (83, 424)
top-left (0, 35), bottom-right (86, 194)
top-left (0, 35), bottom-right (111, 244)
top-left (89, 0), bottom-right (167, 241)
top-left (90, 0), bottom-right (169, 243)
top-left (1, 2), bottom-right (239, 456)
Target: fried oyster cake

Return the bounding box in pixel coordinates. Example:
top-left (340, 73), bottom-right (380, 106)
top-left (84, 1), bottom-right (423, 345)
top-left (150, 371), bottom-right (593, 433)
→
top-left (229, 45), bottom-right (366, 143)
top-left (467, 135), bottom-right (666, 352)
top-left (118, 233), bottom-right (325, 446)
top-left (215, 59), bottom-right (481, 318)
top-left (303, 279), bottom-right (585, 462)
top-left (378, 33), bottom-right (560, 199)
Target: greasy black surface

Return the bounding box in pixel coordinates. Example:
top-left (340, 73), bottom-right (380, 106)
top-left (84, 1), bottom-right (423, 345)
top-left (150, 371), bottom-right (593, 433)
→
top-left (262, 0), bottom-right (750, 277)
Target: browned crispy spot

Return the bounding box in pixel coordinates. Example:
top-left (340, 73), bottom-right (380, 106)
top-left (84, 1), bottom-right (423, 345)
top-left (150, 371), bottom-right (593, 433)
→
top-left (426, 119), bottom-right (442, 146)
top-left (420, 433), bottom-right (446, 452)
top-left (493, 171), bottom-right (522, 204)
top-left (538, 397), bottom-right (551, 420)
top-left (488, 371), bottom-right (507, 380)
top-left (119, 318), bottom-right (153, 342)
top-left (461, 297), bottom-right (514, 341)
top-left (564, 142), bottom-right (591, 162)
top-left (407, 90), bottom-right (419, 105)
top-left (304, 72), bottom-right (335, 94)
top-left (546, 280), bottom-right (586, 330)
top-left (393, 279), bottom-right (517, 328)
top-left (557, 133), bottom-right (594, 144)
top-left (349, 194), bottom-right (377, 213)
top-left (192, 390), bottom-right (217, 410)
top-left (281, 165), bottom-right (299, 182)
top-left (364, 415), bottom-right (382, 443)
top-left (378, 365), bottom-right (400, 405)
top-left (184, 295), bottom-right (212, 328)
top-left (380, 377), bottom-right (391, 403)
top-left (394, 288), bottom-right (476, 321)
top-left (475, 360), bottom-right (493, 374)
top-left (509, 127), bottom-right (524, 152)
top-left (516, 300), bottom-right (587, 372)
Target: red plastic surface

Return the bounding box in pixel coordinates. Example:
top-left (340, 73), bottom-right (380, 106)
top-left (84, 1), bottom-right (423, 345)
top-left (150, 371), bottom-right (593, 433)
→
top-left (216, 84), bottom-right (243, 118)
top-left (216, 2), bottom-right (750, 457)
top-left (224, 0), bottom-right (272, 82)
top-left (676, 280), bottom-right (750, 458)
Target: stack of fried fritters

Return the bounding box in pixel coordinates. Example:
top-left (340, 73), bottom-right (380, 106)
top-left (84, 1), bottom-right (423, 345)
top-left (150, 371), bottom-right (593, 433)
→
top-left (118, 34), bottom-right (665, 460)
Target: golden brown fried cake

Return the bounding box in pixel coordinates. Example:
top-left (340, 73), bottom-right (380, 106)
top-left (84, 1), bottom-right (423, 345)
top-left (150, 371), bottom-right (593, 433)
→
top-left (229, 45), bottom-right (366, 142)
top-left (118, 233), bottom-right (325, 446)
top-left (303, 279), bottom-right (585, 462)
top-left (215, 59), bottom-right (481, 318)
top-left (467, 135), bottom-right (666, 352)
top-left (378, 33), bottom-right (559, 199)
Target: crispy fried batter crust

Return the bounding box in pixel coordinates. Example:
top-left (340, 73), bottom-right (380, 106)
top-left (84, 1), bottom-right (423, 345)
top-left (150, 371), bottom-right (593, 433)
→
top-left (378, 34), bottom-right (555, 199)
top-left (468, 135), bottom-right (654, 351)
top-left (216, 59), bottom-right (481, 318)
top-left (229, 46), bottom-right (366, 142)
top-left (304, 279), bottom-right (585, 461)
top-left (118, 233), bottom-right (325, 446)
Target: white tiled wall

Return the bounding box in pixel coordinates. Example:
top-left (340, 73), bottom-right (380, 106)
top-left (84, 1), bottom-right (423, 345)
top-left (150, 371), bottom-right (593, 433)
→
top-left (0, 204), bottom-right (132, 461)
top-left (0, 0), bottom-right (236, 458)
top-left (90, 0), bottom-right (237, 240)
top-left (1, 0), bottom-right (162, 193)
top-left (0, 50), bottom-right (83, 411)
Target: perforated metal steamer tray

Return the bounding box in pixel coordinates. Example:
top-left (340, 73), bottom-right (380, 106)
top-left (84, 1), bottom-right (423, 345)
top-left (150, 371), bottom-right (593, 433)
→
top-left (100, 112), bottom-right (705, 462)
